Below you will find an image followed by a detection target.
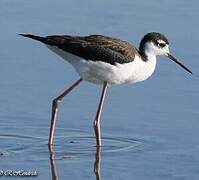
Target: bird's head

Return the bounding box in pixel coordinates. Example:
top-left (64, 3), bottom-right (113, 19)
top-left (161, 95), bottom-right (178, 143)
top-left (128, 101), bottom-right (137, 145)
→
top-left (139, 32), bottom-right (192, 74)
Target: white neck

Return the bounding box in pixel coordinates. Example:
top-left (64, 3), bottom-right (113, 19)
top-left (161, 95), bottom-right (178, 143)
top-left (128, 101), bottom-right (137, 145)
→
top-left (144, 51), bottom-right (157, 62)
top-left (143, 42), bottom-right (158, 61)
top-left (136, 52), bottom-right (157, 82)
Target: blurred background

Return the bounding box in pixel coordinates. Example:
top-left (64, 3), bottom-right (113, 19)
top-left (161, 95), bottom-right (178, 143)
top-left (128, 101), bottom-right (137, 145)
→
top-left (0, 0), bottom-right (198, 179)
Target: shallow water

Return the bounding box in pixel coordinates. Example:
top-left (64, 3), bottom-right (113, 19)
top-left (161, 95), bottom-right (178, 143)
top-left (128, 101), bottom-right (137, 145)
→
top-left (0, 0), bottom-right (199, 179)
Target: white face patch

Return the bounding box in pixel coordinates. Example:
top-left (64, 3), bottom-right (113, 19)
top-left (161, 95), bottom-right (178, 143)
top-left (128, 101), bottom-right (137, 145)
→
top-left (144, 42), bottom-right (170, 56)
top-left (164, 44), bottom-right (170, 54)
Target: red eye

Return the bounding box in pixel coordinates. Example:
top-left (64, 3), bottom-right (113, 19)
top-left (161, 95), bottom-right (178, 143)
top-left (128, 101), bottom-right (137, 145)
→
top-left (158, 43), bottom-right (166, 48)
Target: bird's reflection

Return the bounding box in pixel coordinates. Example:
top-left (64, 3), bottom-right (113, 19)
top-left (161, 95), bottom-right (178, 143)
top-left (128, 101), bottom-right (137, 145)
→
top-left (48, 146), bottom-right (58, 180)
top-left (48, 145), bottom-right (101, 180)
top-left (94, 146), bottom-right (101, 180)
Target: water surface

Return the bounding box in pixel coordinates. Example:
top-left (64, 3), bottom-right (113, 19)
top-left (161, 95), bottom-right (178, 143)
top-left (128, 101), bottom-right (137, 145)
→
top-left (0, 0), bottom-right (199, 179)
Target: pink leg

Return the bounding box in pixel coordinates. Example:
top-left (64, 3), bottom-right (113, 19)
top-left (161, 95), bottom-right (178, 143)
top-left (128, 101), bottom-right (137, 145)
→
top-left (48, 78), bottom-right (83, 146)
top-left (93, 82), bottom-right (108, 146)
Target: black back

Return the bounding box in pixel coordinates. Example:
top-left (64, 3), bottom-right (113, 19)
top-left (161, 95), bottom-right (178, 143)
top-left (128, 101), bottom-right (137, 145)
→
top-left (19, 34), bottom-right (139, 65)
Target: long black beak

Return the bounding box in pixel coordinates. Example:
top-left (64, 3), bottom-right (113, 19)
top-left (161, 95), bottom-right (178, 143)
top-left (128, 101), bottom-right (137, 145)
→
top-left (166, 53), bottom-right (192, 74)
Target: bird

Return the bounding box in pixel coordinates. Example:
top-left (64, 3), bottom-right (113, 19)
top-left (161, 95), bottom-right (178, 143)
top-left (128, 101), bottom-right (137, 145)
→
top-left (19, 32), bottom-right (192, 147)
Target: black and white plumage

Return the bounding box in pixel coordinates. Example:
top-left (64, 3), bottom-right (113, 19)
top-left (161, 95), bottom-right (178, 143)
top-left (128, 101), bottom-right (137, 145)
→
top-left (19, 32), bottom-right (192, 146)
top-left (19, 32), bottom-right (192, 85)
top-left (20, 34), bottom-right (138, 64)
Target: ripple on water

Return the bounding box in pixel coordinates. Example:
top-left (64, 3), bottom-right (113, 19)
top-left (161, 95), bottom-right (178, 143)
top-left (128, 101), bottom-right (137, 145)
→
top-left (59, 136), bottom-right (142, 154)
top-left (0, 133), bottom-right (43, 157)
top-left (47, 134), bottom-right (149, 160)
top-left (0, 129), bottom-right (148, 160)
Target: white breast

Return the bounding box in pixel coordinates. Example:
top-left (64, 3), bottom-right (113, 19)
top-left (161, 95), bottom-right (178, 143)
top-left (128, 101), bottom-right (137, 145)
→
top-left (47, 45), bottom-right (157, 85)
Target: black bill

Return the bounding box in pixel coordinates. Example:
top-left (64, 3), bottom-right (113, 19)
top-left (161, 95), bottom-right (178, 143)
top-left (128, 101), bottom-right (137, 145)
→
top-left (166, 53), bottom-right (192, 74)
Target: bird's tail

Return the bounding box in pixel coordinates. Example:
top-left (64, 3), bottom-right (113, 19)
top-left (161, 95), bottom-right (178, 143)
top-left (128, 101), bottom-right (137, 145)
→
top-left (19, 34), bottom-right (47, 44)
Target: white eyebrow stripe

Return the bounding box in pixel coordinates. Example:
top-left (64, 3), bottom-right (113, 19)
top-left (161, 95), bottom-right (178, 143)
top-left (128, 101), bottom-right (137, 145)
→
top-left (157, 39), bottom-right (166, 44)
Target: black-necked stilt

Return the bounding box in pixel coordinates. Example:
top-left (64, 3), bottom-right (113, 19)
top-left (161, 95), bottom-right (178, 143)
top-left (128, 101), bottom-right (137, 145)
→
top-left (19, 32), bottom-right (192, 147)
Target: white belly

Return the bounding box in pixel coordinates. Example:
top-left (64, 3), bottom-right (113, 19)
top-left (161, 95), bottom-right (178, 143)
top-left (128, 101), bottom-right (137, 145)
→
top-left (47, 45), bottom-right (157, 85)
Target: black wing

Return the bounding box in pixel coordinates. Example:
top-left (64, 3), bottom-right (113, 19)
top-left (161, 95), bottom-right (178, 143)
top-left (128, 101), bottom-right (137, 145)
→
top-left (19, 34), bottom-right (139, 65)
